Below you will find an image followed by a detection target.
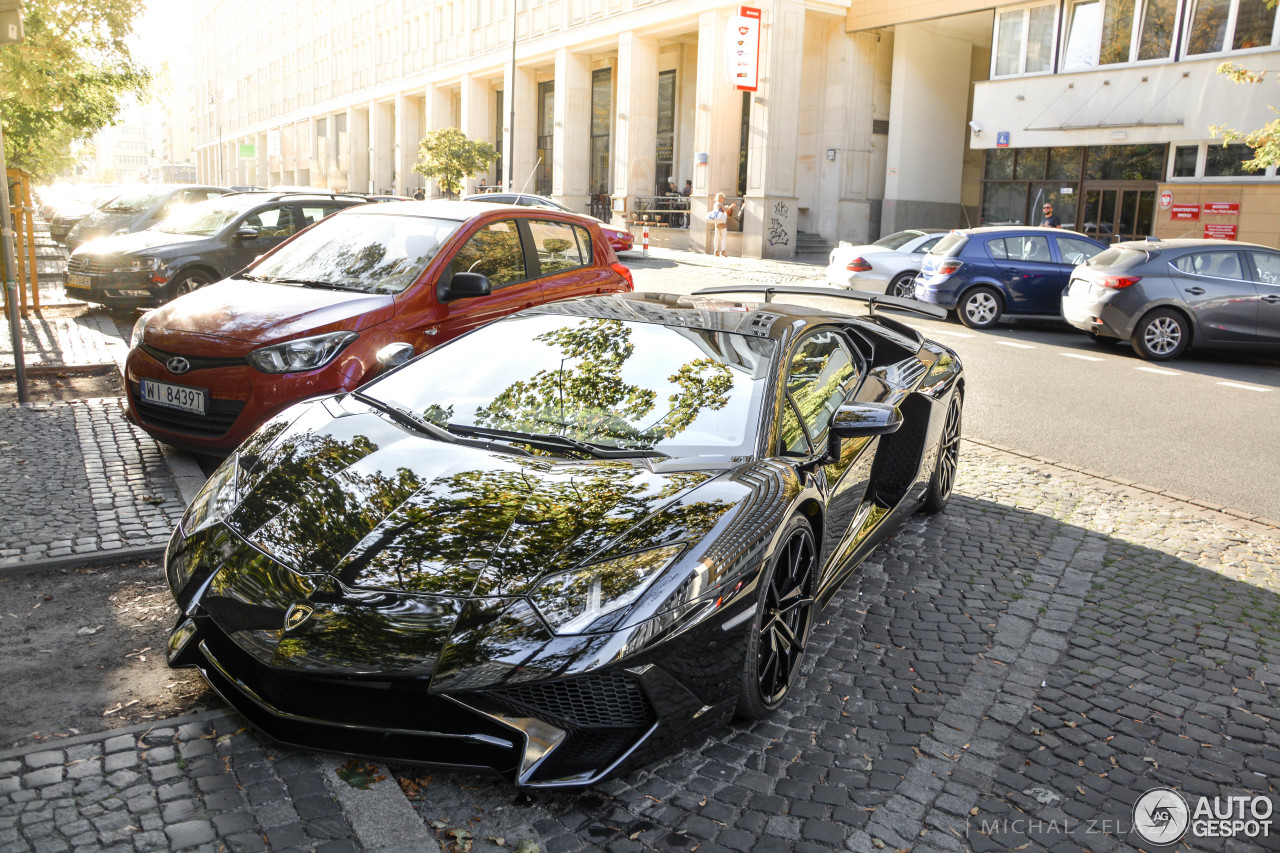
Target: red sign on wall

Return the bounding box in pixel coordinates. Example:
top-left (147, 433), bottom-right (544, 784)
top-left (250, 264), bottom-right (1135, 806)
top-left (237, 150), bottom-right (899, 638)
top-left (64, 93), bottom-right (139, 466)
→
top-left (1202, 202), bottom-right (1240, 215)
top-left (725, 7), bottom-right (761, 92)
top-left (1169, 204), bottom-right (1200, 221)
top-left (1204, 223), bottom-right (1238, 240)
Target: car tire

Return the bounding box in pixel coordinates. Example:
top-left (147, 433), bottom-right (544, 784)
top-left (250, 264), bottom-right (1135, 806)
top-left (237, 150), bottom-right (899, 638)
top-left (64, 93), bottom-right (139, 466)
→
top-left (957, 286), bottom-right (1002, 329)
top-left (168, 270), bottom-right (214, 301)
top-left (736, 515), bottom-right (818, 721)
top-left (1131, 308), bottom-right (1189, 361)
top-left (921, 391), bottom-right (963, 514)
top-left (889, 272), bottom-right (917, 299)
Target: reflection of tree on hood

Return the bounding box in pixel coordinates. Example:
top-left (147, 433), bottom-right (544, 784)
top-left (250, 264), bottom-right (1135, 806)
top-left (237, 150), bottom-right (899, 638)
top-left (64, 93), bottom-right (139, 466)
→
top-left (474, 319), bottom-right (733, 447)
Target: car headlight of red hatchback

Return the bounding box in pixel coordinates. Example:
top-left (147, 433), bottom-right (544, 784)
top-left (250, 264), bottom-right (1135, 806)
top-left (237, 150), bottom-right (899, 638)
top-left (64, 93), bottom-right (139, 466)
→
top-left (247, 331), bottom-right (359, 374)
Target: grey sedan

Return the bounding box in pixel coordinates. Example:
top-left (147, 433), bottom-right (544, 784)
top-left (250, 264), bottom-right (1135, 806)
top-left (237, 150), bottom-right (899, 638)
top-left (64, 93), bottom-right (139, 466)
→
top-left (1062, 238), bottom-right (1280, 360)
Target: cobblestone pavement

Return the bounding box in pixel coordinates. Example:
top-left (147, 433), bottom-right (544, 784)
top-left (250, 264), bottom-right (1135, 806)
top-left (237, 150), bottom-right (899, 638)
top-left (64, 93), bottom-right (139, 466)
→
top-left (0, 713), bottom-right (365, 853)
top-left (0, 307), bottom-right (127, 370)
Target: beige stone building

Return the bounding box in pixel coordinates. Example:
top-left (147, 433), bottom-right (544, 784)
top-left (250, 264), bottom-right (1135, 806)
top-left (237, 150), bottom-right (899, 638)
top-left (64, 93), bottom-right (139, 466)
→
top-left (191, 0), bottom-right (1280, 257)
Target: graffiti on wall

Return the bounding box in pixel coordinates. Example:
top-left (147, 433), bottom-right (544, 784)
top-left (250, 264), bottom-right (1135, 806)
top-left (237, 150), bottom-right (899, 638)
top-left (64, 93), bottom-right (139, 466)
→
top-left (768, 201), bottom-right (791, 247)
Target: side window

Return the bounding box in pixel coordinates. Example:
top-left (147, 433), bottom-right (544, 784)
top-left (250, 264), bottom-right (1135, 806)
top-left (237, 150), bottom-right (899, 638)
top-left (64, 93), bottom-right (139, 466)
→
top-left (1056, 236), bottom-right (1103, 266)
top-left (988, 238), bottom-right (1010, 260)
top-left (251, 205), bottom-right (298, 239)
top-left (299, 205), bottom-right (341, 228)
top-left (528, 219), bottom-right (588, 275)
top-left (780, 330), bottom-right (859, 455)
top-left (449, 219), bottom-right (527, 287)
top-left (1007, 235), bottom-right (1052, 262)
top-left (1249, 251), bottom-right (1280, 285)
top-left (914, 236), bottom-right (943, 254)
top-left (1172, 251), bottom-right (1245, 280)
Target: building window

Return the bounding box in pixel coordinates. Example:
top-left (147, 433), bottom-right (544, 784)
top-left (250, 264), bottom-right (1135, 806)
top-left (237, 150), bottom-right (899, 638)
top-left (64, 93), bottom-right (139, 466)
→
top-left (589, 68), bottom-right (611, 197)
top-left (993, 3), bottom-right (1057, 76)
top-left (738, 90), bottom-right (751, 198)
top-left (1172, 144), bottom-right (1199, 177)
top-left (1061, 0), bottom-right (1180, 68)
top-left (655, 70), bottom-right (675, 195)
top-left (494, 89), bottom-right (504, 188)
top-left (536, 81), bottom-right (554, 196)
top-left (1187, 0), bottom-right (1277, 54)
top-left (1205, 142), bottom-right (1265, 176)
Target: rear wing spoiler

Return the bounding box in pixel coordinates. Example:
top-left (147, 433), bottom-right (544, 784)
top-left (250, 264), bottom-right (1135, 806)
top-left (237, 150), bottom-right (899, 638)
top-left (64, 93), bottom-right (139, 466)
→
top-left (691, 284), bottom-right (946, 350)
top-left (691, 285), bottom-right (947, 321)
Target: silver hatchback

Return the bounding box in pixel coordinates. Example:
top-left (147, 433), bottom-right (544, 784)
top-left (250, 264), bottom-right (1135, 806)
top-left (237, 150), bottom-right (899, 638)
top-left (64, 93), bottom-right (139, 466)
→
top-left (1062, 238), bottom-right (1280, 360)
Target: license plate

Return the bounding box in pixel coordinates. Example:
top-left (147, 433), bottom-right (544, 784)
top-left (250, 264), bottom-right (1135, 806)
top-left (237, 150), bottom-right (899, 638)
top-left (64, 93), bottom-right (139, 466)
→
top-left (140, 379), bottom-right (207, 415)
top-left (67, 273), bottom-right (90, 290)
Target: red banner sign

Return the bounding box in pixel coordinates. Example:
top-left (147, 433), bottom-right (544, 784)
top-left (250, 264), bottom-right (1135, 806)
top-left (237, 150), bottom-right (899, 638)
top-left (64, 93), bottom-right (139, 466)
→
top-left (1204, 223), bottom-right (1238, 240)
top-left (725, 7), bottom-right (761, 92)
top-left (1169, 204), bottom-right (1200, 221)
top-left (1202, 202), bottom-right (1240, 215)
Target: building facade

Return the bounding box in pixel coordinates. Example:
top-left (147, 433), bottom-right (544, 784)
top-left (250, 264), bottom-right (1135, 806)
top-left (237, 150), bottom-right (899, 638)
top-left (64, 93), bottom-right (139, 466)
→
top-left (189, 0), bottom-right (1280, 257)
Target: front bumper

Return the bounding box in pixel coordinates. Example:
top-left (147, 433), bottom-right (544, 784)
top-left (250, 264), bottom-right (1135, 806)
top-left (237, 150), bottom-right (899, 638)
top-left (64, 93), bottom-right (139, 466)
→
top-left (65, 270), bottom-right (166, 307)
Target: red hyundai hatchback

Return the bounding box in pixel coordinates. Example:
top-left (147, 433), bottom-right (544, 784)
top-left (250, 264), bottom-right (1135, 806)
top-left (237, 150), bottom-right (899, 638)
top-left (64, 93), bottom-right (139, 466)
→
top-left (125, 200), bottom-right (634, 454)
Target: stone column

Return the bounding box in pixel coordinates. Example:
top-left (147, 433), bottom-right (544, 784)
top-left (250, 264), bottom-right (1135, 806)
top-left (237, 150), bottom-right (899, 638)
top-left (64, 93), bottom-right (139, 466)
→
top-left (371, 101), bottom-right (395, 193)
top-left (349, 106), bottom-right (370, 192)
top-left (613, 31), bottom-right (658, 228)
top-left (691, 8), bottom-right (744, 255)
top-left (741, 1), bottom-right (806, 259)
top-left (503, 64), bottom-right (537, 191)
top-left (394, 92), bottom-right (422, 195)
top-left (553, 47), bottom-right (591, 213)
top-left (882, 21), bottom-right (971, 233)
top-left (460, 74), bottom-right (490, 196)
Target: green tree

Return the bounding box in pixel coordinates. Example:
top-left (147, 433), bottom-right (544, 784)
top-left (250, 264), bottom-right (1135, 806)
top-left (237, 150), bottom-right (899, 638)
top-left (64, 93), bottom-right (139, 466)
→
top-left (1211, 62), bottom-right (1280, 171)
top-left (413, 127), bottom-right (497, 198)
top-left (0, 0), bottom-right (153, 179)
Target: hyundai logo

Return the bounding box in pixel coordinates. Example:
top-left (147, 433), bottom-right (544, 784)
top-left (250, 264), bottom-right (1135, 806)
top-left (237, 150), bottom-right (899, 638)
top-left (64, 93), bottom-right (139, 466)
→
top-left (166, 356), bottom-right (191, 375)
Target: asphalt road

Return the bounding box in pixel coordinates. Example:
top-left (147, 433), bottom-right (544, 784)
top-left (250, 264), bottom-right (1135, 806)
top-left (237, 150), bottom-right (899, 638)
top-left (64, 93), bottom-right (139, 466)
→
top-left (627, 251), bottom-right (1280, 521)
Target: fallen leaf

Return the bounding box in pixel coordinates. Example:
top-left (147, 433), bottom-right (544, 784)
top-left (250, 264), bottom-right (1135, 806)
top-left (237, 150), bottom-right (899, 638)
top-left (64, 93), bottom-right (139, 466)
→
top-left (76, 625), bottom-right (103, 636)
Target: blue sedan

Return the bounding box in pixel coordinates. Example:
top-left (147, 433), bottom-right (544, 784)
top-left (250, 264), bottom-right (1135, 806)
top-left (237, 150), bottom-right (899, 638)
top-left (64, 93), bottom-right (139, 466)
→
top-left (914, 227), bottom-right (1107, 329)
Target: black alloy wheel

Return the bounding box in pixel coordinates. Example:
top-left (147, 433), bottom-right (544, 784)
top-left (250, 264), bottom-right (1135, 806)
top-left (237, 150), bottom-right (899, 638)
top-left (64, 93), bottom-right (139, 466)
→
top-left (921, 391), bottom-right (963, 513)
top-left (737, 516), bottom-right (818, 720)
top-left (169, 269), bottom-right (213, 301)
top-left (889, 272), bottom-right (917, 299)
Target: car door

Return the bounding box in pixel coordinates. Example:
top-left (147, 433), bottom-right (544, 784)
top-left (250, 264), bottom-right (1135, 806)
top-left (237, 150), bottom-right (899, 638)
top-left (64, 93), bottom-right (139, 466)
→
top-left (430, 217), bottom-right (546, 345)
top-left (525, 217), bottom-right (617, 300)
top-left (989, 234), bottom-right (1061, 313)
top-left (775, 329), bottom-right (871, 583)
top-left (228, 203), bottom-right (301, 271)
top-left (1168, 250), bottom-right (1257, 343)
top-left (1246, 249), bottom-right (1280, 344)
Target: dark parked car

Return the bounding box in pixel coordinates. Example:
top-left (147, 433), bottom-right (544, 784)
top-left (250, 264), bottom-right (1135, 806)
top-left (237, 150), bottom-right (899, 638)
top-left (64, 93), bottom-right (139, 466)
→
top-left (162, 286), bottom-right (963, 786)
top-left (47, 186), bottom-right (121, 244)
top-left (65, 192), bottom-right (366, 308)
top-left (66, 184), bottom-right (232, 251)
top-left (1062, 238), bottom-right (1280, 360)
top-left (125, 200), bottom-right (634, 455)
top-left (914, 227), bottom-right (1107, 328)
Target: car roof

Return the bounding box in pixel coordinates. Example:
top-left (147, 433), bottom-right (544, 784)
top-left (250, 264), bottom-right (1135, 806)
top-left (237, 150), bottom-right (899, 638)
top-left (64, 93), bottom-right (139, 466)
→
top-left (529, 291), bottom-right (900, 343)
top-left (360, 199), bottom-right (590, 221)
top-left (961, 226), bottom-right (1094, 236)
top-left (1111, 237), bottom-right (1272, 251)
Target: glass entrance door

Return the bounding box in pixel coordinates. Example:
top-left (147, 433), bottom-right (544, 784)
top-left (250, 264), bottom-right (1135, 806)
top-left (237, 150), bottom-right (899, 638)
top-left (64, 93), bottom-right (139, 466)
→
top-left (1080, 187), bottom-right (1156, 242)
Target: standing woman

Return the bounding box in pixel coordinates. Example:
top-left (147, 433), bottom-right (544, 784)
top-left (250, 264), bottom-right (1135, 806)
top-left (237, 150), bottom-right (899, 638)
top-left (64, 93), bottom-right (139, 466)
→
top-left (710, 192), bottom-right (734, 257)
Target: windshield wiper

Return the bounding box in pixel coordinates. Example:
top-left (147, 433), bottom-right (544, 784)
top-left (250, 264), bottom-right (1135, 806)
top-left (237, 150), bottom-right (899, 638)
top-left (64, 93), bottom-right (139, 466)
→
top-left (352, 393), bottom-right (530, 456)
top-left (445, 424), bottom-right (668, 460)
top-left (267, 277), bottom-right (366, 291)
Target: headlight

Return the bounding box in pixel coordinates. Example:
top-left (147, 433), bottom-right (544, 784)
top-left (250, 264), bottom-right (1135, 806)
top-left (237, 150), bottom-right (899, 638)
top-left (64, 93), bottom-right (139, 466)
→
top-left (246, 331), bottom-right (358, 374)
top-left (180, 453), bottom-right (239, 536)
top-left (130, 310), bottom-right (155, 349)
top-left (114, 256), bottom-right (162, 273)
top-left (530, 544), bottom-right (685, 635)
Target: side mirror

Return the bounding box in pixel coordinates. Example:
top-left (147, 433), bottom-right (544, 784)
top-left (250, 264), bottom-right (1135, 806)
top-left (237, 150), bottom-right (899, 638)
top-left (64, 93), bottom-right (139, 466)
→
top-left (441, 271), bottom-right (492, 302)
top-left (234, 227), bottom-right (259, 241)
top-left (829, 402), bottom-right (903, 438)
top-left (375, 342), bottom-right (415, 370)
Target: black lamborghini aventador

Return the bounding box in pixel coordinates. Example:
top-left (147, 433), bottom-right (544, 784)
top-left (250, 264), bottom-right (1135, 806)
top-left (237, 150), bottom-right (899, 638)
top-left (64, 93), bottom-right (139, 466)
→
top-left (164, 287), bottom-right (964, 787)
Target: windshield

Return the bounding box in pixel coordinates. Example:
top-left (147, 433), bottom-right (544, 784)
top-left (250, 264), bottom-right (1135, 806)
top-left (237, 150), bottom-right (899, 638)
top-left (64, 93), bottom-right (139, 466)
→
top-left (873, 230), bottom-right (924, 251)
top-left (248, 212), bottom-right (460, 294)
top-left (361, 312), bottom-right (775, 459)
top-left (155, 200), bottom-right (250, 236)
top-left (101, 189), bottom-right (167, 214)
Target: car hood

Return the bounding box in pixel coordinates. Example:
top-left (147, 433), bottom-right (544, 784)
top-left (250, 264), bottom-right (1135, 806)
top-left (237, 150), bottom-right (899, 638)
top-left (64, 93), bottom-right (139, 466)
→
top-left (144, 278), bottom-right (396, 347)
top-left (73, 230), bottom-right (202, 257)
top-left (174, 401), bottom-right (743, 677)
top-left (71, 210), bottom-right (136, 235)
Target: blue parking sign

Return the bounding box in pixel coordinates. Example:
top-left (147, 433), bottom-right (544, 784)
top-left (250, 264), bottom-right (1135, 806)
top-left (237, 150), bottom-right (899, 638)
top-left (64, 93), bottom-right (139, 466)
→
top-left (996, 131), bottom-right (1010, 148)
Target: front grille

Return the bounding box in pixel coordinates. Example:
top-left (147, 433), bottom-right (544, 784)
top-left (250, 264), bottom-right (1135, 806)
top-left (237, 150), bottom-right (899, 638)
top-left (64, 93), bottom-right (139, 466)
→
top-left (67, 256), bottom-right (114, 274)
top-left (140, 343), bottom-right (247, 371)
top-left (490, 672), bottom-right (656, 782)
top-left (130, 383), bottom-right (244, 438)
top-left (492, 672), bottom-right (653, 728)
